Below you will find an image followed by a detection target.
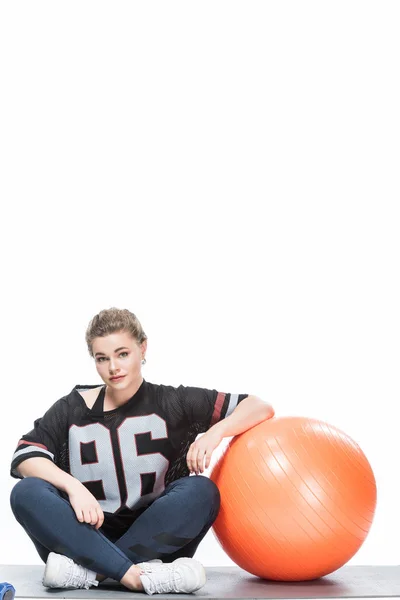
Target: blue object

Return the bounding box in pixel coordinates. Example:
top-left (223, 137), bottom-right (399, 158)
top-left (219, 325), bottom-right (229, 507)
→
top-left (0, 583), bottom-right (15, 600)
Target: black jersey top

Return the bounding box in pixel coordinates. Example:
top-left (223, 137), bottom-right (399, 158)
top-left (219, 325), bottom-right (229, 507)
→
top-left (10, 379), bottom-right (248, 538)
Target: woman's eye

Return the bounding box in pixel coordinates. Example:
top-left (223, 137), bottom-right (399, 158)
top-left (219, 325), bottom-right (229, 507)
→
top-left (97, 353), bottom-right (128, 362)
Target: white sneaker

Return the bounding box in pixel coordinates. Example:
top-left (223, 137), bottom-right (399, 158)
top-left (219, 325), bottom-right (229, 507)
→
top-left (42, 552), bottom-right (99, 590)
top-left (137, 557), bottom-right (206, 595)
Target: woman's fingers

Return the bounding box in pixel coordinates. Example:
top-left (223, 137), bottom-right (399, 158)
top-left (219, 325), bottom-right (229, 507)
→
top-left (96, 507), bottom-right (104, 529)
top-left (82, 508), bottom-right (96, 525)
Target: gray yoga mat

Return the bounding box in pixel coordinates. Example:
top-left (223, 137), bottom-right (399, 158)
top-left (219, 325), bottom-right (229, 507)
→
top-left (1, 565), bottom-right (399, 599)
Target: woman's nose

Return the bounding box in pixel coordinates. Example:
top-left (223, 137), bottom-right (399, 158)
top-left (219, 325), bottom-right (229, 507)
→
top-left (109, 358), bottom-right (117, 372)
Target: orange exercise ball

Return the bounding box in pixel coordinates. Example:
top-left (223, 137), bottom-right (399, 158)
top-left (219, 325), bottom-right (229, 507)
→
top-left (210, 416), bottom-right (377, 581)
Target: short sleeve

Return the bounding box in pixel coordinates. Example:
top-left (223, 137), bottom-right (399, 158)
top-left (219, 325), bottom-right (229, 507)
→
top-left (177, 384), bottom-right (248, 433)
top-left (10, 396), bottom-right (69, 479)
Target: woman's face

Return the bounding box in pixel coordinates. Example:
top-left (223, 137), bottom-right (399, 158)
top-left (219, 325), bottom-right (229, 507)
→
top-left (92, 330), bottom-right (147, 388)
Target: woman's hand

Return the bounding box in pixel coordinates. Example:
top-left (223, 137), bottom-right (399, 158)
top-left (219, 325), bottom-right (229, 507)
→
top-left (186, 428), bottom-right (223, 475)
top-left (67, 481), bottom-right (104, 530)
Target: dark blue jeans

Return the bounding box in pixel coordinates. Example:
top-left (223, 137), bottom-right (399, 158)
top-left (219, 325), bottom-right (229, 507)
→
top-left (10, 475), bottom-right (220, 582)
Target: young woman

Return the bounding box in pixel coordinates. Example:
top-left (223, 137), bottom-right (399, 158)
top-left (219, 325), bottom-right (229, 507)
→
top-left (10, 308), bottom-right (274, 595)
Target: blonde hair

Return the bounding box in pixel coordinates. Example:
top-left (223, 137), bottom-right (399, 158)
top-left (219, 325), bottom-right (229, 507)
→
top-left (85, 307), bottom-right (147, 357)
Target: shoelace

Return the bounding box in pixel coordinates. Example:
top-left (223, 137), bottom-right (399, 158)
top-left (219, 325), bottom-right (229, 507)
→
top-left (65, 561), bottom-right (90, 590)
top-left (140, 564), bottom-right (183, 594)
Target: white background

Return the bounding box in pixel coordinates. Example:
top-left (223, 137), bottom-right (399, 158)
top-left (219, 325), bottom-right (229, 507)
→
top-left (0, 0), bottom-right (399, 580)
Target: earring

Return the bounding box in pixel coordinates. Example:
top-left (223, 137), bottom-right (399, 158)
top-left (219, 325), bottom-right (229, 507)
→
top-left (141, 358), bottom-right (147, 365)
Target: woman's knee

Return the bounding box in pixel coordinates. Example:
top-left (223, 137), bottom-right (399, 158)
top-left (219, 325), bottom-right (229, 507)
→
top-left (193, 476), bottom-right (220, 501)
top-left (188, 476), bottom-right (221, 523)
top-left (177, 476), bottom-right (221, 511)
top-left (10, 477), bottom-right (54, 513)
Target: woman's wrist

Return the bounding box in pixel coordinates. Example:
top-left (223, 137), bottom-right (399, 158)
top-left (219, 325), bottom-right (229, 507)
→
top-left (63, 475), bottom-right (84, 495)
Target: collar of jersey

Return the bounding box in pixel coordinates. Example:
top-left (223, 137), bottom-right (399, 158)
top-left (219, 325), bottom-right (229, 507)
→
top-left (73, 379), bottom-right (147, 415)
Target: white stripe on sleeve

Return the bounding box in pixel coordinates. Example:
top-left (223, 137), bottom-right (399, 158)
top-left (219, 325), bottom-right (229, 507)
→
top-left (12, 446), bottom-right (55, 462)
top-left (226, 394), bottom-right (239, 418)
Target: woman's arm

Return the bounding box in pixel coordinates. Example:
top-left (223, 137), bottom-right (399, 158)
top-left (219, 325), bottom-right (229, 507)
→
top-left (17, 457), bottom-right (83, 494)
top-left (18, 457), bottom-right (105, 529)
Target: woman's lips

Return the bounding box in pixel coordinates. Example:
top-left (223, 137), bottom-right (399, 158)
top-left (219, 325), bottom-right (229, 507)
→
top-left (110, 375), bottom-right (125, 382)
